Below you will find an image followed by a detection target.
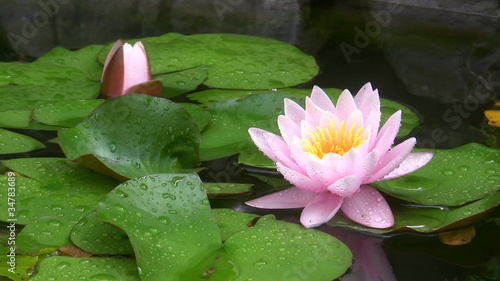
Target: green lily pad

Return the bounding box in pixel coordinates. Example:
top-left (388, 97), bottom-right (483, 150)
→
top-left (96, 174), bottom-right (351, 280)
top-left (17, 217), bottom-right (73, 253)
top-left (0, 49), bottom-right (100, 125)
top-left (211, 209), bottom-right (260, 241)
top-left (59, 94), bottom-right (200, 179)
top-left (70, 211), bottom-right (134, 255)
top-left (178, 103), bottom-right (212, 131)
top-left (0, 62), bottom-right (89, 87)
top-left (96, 174), bottom-right (222, 281)
top-left (222, 214), bottom-right (352, 281)
top-left (188, 88), bottom-right (340, 107)
top-left (238, 146), bottom-right (276, 168)
top-left (200, 93), bottom-right (297, 161)
top-left (156, 67), bottom-right (207, 98)
top-left (30, 256), bottom-right (140, 281)
top-left (0, 82), bottom-right (101, 130)
top-left (34, 45), bottom-right (104, 81)
top-left (197, 89), bottom-right (419, 162)
top-left (99, 33), bottom-right (319, 89)
top-left (0, 158), bottom-right (118, 225)
top-left (0, 129), bottom-right (44, 154)
top-left (329, 192), bottom-right (500, 234)
top-left (33, 99), bottom-right (104, 127)
top-left (246, 173), bottom-right (291, 189)
top-left (0, 158), bottom-right (117, 254)
top-left (0, 110), bottom-right (58, 130)
top-left (205, 183), bottom-right (253, 197)
top-left (0, 83), bottom-right (100, 112)
top-left (374, 143), bottom-right (500, 206)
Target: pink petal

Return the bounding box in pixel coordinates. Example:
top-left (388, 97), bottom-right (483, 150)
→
top-left (341, 185), bottom-right (394, 228)
top-left (381, 152), bottom-right (433, 180)
top-left (245, 187), bottom-right (315, 209)
top-left (300, 192), bottom-right (343, 228)
top-left (263, 133), bottom-right (300, 171)
top-left (248, 128), bottom-right (279, 162)
top-left (358, 150), bottom-right (379, 183)
top-left (122, 42), bottom-right (150, 91)
top-left (354, 83), bottom-right (380, 117)
top-left (300, 119), bottom-right (317, 140)
top-left (373, 110), bottom-right (401, 152)
top-left (335, 148), bottom-right (363, 177)
top-left (354, 82), bottom-right (373, 96)
top-left (305, 156), bottom-right (341, 186)
top-left (277, 115), bottom-right (300, 145)
top-left (305, 97), bottom-right (324, 127)
top-left (365, 110), bottom-right (381, 149)
top-left (311, 86), bottom-right (335, 112)
top-left (100, 49), bottom-right (126, 99)
top-left (327, 175), bottom-right (362, 197)
top-left (367, 138), bottom-right (416, 182)
top-left (102, 39), bottom-right (123, 81)
top-left (284, 98), bottom-right (305, 125)
top-left (319, 110), bottom-right (341, 129)
top-left (345, 109), bottom-right (365, 129)
top-left (277, 162), bottom-right (325, 193)
top-left (372, 125), bottom-right (397, 158)
top-left (289, 139), bottom-right (310, 172)
top-left (335, 89), bottom-right (357, 120)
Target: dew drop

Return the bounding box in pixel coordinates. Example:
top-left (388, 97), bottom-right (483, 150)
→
top-left (159, 216), bottom-right (171, 225)
top-left (46, 219), bottom-right (61, 227)
top-left (441, 169), bottom-right (454, 176)
top-left (56, 261), bottom-right (70, 269)
top-left (162, 193), bottom-right (176, 200)
top-left (107, 142), bottom-right (117, 153)
top-left (114, 204), bottom-right (126, 213)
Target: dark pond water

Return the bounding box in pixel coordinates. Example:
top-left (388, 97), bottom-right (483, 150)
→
top-left (0, 0), bottom-right (499, 280)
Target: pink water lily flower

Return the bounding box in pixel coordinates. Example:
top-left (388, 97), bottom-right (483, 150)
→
top-left (100, 39), bottom-right (162, 99)
top-left (246, 83), bottom-right (433, 228)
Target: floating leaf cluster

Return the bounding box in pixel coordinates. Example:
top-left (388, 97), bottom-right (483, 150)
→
top-left (0, 33), bottom-right (498, 280)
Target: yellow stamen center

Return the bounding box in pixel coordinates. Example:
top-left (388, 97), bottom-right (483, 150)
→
top-left (301, 121), bottom-right (366, 158)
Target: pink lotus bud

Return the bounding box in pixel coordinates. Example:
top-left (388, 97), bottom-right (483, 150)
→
top-left (100, 40), bottom-right (162, 99)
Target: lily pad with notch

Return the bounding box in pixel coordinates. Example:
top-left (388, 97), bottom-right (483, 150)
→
top-left (96, 173), bottom-right (352, 280)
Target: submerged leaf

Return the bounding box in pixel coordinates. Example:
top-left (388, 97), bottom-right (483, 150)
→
top-left (438, 225), bottom-right (476, 246)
